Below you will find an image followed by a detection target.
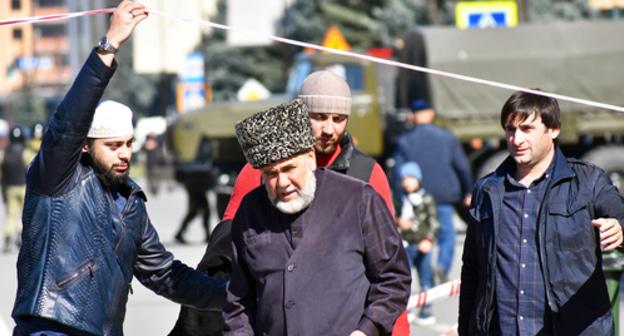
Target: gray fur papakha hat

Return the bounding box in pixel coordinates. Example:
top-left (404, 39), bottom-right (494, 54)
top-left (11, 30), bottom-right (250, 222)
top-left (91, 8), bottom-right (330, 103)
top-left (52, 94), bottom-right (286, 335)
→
top-left (235, 99), bottom-right (315, 168)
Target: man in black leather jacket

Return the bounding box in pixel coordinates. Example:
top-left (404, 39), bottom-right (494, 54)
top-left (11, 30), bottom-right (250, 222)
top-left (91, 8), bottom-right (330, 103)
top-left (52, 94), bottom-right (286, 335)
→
top-left (12, 2), bottom-right (225, 335)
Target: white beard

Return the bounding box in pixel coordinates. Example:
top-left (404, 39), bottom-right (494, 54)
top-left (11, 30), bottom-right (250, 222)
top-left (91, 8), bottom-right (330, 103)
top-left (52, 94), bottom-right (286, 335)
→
top-left (265, 169), bottom-right (317, 214)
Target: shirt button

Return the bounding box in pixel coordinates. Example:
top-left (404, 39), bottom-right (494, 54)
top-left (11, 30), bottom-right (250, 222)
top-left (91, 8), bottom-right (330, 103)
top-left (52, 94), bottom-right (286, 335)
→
top-left (519, 315), bottom-right (524, 321)
top-left (287, 264), bottom-right (296, 272)
top-left (521, 264), bottom-right (526, 268)
top-left (527, 189), bottom-right (532, 193)
top-left (285, 300), bottom-right (295, 309)
top-left (523, 213), bottom-right (529, 218)
top-left (520, 290), bottom-right (525, 295)
top-left (523, 239), bottom-right (528, 244)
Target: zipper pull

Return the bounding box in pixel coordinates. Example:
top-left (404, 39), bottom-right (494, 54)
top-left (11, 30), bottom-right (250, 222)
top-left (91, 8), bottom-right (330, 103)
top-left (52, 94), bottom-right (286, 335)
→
top-left (129, 282), bottom-right (134, 295)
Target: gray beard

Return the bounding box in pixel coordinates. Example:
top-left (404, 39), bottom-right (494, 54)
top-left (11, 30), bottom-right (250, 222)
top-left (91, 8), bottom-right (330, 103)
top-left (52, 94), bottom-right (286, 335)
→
top-left (265, 169), bottom-right (316, 214)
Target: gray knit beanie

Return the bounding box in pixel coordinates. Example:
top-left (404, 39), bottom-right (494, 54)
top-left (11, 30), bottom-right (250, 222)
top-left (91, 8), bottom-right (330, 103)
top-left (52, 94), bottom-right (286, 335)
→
top-left (298, 70), bottom-right (352, 116)
top-left (235, 99), bottom-right (315, 168)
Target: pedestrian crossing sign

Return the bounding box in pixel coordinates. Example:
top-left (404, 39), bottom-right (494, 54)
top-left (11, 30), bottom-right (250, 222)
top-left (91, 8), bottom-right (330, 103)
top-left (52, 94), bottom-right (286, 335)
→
top-left (456, 1), bottom-right (518, 29)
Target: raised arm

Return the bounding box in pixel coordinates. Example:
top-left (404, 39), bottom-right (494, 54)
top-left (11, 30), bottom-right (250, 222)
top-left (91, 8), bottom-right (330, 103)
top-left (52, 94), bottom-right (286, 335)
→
top-left (28, 1), bottom-right (147, 196)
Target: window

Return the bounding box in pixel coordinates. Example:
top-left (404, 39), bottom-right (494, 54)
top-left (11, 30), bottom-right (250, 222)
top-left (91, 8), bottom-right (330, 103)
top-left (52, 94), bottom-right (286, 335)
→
top-left (11, 0), bottom-right (20, 10)
top-left (39, 24), bottom-right (66, 38)
top-left (38, 0), bottom-right (65, 6)
top-left (12, 28), bottom-right (23, 39)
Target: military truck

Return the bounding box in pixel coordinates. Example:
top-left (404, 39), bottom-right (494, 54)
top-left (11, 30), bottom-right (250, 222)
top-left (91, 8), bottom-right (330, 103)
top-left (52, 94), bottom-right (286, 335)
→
top-left (168, 20), bottom-right (624, 213)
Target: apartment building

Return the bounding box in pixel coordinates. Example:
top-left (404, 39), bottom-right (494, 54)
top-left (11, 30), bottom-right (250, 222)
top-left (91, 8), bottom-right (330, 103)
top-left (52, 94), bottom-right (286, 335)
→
top-left (0, 0), bottom-right (71, 98)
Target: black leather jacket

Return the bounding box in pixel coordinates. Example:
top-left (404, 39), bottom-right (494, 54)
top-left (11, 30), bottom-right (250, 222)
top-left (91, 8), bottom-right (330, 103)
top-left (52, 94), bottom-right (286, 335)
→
top-left (12, 50), bottom-right (225, 336)
top-left (459, 148), bottom-right (624, 335)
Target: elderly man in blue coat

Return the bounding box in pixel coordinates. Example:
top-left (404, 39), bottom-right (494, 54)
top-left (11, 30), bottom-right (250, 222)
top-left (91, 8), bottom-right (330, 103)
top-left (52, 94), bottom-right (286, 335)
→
top-left (224, 99), bottom-right (411, 336)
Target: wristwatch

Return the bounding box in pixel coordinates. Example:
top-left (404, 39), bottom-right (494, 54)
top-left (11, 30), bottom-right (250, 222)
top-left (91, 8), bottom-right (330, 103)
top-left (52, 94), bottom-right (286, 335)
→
top-left (96, 36), bottom-right (118, 54)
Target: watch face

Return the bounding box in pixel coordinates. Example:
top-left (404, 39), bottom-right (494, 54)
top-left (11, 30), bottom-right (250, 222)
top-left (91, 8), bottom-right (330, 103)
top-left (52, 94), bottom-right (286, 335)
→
top-left (97, 37), bottom-right (116, 53)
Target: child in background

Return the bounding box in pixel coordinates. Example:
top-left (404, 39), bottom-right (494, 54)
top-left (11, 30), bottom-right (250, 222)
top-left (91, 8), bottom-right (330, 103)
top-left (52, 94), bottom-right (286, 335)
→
top-left (397, 161), bottom-right (439, 325)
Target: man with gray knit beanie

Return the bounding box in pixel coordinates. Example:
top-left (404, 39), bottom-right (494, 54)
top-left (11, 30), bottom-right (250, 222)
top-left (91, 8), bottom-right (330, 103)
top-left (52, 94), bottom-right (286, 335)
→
top-left (222, 70), bottom-right (396, 221)
top-left (223, 99), bottom-right (411, 336)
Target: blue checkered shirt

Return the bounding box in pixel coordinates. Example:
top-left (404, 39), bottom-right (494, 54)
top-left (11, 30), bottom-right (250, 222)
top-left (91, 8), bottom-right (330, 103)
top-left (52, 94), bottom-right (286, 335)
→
top-left (495, 167), bottom-right (554, 335)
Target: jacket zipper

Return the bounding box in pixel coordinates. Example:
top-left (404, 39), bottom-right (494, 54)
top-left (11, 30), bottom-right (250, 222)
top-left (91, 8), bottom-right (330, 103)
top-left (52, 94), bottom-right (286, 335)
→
top-left (107, 189), bottom-right (137, 252)
top-left (57, 259), bottom-right (96, 289)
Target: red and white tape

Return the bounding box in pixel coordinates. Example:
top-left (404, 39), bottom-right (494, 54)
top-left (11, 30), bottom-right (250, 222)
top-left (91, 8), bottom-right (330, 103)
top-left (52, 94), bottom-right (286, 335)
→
top-left (2, 8), bottom-right (624, 114)
top-left (407, 279), bottom-right (461, 309)
top-left (0, 8), bottom-right (114, 27)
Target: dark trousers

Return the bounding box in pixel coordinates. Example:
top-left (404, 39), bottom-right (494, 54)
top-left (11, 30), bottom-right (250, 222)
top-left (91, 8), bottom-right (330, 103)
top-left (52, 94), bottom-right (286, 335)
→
top-left (177, 188), bottom-right (210, 240)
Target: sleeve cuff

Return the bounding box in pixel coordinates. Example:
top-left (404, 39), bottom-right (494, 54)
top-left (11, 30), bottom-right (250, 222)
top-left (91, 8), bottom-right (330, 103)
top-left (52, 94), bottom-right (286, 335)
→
top-left (357, 317), bottom-right (381, 336)
top-left (88, 48), bottom-right (118, 77)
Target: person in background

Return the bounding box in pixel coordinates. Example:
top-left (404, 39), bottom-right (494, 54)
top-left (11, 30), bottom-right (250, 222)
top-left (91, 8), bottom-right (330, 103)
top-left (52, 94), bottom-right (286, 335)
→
top-left (1, 126), bottom-right (27, 253)
top-left (459, 90), bottom-right (624, 335)
top-left (143, 132), bottom-right (164, 195)
top-left (174, 176), bottom-right (211, 244)
top-left (393, 99), bottom-right (473, 284)
top-left (396, 161), bottom-right (439, 326)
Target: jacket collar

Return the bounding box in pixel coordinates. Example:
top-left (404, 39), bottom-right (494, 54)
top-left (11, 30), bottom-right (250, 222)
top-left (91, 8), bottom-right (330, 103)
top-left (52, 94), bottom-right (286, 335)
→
top-left (125, 178), bottom-right (147, 201)
top-left (328, 132), bottom-right (356, 171)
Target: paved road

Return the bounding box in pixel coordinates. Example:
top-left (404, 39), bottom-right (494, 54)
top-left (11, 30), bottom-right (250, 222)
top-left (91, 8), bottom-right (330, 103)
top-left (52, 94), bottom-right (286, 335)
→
top-left (5, 179), bottom-right (620, 335)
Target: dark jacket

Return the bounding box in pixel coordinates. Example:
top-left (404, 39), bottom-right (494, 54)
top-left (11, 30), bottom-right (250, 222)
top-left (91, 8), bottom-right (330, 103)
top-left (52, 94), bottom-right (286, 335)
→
top-left (225, 169), bottom-right (411, 336)
top-left (12, 50), bottom-right (225, 336)
top-left (1, 142), bottom-right (27, 187)
top-left (459, 147), bottom-right (624, 335)
top-left (330, 133), bottom-right (376, 181)
top-left (169, 132), bottom-right (379, 336)
top-left (393, 124), bottom-right (472, 204)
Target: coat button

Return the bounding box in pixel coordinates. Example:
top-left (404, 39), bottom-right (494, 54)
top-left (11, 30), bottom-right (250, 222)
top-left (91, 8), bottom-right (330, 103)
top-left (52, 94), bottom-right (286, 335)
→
top-left (285, 300), bottom-right (295, 309)
top-left (287, 264), bottom-right (296, 272)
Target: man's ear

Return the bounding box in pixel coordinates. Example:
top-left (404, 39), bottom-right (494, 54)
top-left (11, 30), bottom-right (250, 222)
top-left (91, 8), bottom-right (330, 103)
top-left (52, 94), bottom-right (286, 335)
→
top-left (82, 143), bottom-right (89, 153)
top-left (548, 127), bottom-right (561, 140)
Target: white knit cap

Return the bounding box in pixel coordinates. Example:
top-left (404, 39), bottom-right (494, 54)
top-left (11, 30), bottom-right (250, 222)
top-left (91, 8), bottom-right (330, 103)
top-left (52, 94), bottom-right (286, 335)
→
top-left (88, 100), bottom-right (134, 138)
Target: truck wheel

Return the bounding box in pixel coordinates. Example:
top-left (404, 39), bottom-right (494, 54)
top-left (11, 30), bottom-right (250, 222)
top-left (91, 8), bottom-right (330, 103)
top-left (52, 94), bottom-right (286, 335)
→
top-left (582, 145), bottom-right (624, 194)
top-left (476, 150), bottom-right (509, 180)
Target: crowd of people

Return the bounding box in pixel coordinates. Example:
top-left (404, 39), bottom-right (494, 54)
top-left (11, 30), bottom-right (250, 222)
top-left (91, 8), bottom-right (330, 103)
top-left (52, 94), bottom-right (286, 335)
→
top-left (1, 2), bottom-right (623, 335)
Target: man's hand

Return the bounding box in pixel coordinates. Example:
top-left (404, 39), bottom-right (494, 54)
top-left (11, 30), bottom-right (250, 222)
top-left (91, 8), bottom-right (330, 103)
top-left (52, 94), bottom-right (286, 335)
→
top-left (106, 1), bottom-right (148, 48)
top-left (592, 218), bottom-right (623, 251)
top-left (350, 331), bottom-right (366, 336)
top-left (418, 238), bottom-right (433, 253)
top-left (397, 217), bottom-right (411, 231)
top-left (97, 1), bottom-right (148, 66)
